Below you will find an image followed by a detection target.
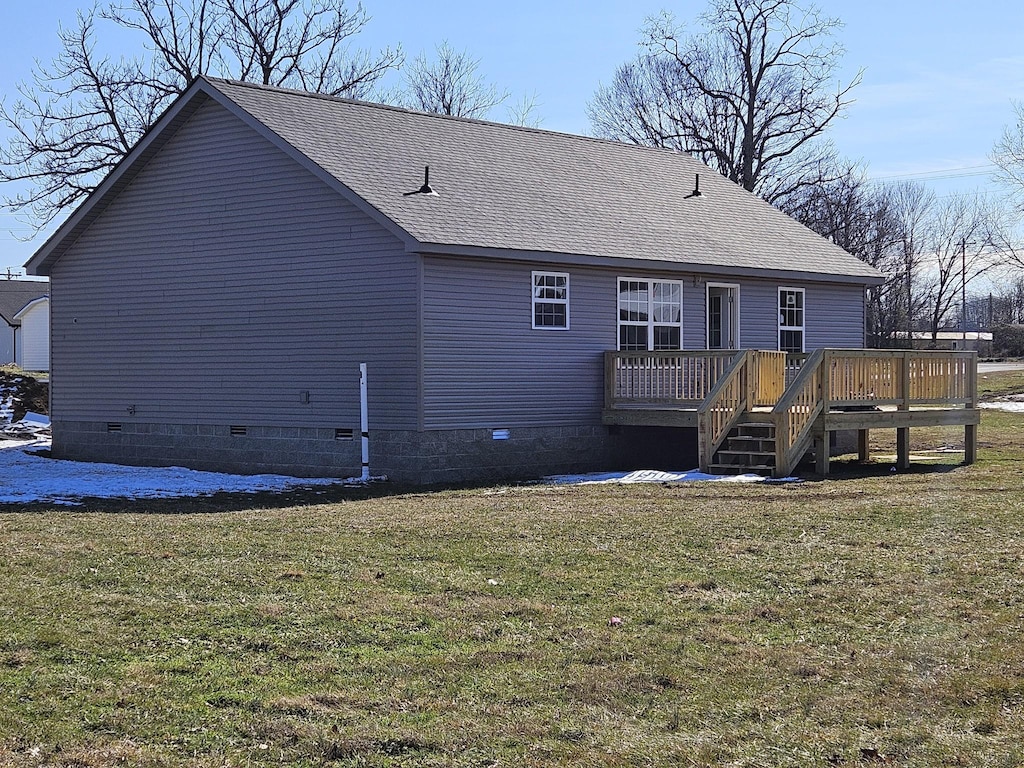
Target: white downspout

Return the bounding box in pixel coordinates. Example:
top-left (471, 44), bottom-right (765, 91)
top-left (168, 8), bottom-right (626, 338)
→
top-left (360, 362), bottom-right (370, 481)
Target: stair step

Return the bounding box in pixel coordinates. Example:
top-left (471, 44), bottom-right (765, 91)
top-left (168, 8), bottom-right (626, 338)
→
top-left (716, 450), bottom-right (776, 466)
top-left (708, 463), bottom-right (774, 476)
top-left (726, 436), bottom-right (776, 452)
top-left (707, 416), bottom-right (781, 477)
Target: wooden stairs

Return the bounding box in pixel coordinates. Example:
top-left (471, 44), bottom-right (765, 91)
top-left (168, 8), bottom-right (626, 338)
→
top-left (709, 415), bottom-right (776, 476)
top-left (709, 414), bottom-right (813, 477)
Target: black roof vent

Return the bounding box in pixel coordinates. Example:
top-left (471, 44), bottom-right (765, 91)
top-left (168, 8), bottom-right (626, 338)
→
top-left (686, 173), bottom-right (705, 199)
top-left (404, 165), bottom-right (439, 197)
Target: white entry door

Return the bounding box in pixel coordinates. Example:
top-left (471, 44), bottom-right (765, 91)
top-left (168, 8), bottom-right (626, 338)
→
top-left (706, 283), bottom-right (740, 349)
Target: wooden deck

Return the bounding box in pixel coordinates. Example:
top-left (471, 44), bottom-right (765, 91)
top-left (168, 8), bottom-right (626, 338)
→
top-left (603, 349), bottom-right (980, 477)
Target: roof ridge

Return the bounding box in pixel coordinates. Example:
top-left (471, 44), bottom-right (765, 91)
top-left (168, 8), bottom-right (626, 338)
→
top-left (202, 76), bottom-right (700, 162)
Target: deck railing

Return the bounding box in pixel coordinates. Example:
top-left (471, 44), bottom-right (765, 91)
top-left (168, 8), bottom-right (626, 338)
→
top-left (771, 349), bottom-right (978, 476)
top-left (696, 351), bottom-right (751, 471)
top-left (822, 349), bottom-right (977, 408)
top-left (604, 349), bottom-right (789, 409)
top-left (750, 350), bottom-right (788, 406)
top-left (604, 350), bottom-right (738, 408)
top-left (772, 349), bottom-right (825, 476)
top-left (607, 348), bottom-right (978, 478)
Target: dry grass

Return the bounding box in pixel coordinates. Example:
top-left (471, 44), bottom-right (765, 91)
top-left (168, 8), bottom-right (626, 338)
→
top-left (1, 390), bottom-right (1023, 766)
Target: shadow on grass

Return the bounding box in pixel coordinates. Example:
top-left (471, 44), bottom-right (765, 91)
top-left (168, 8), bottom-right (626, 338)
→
top-left (797, 456), bottom-right (962, 481)
top-left (0, 479), bottom-right (432, 515)
top-left (0, 453), bottom-right (969, 516)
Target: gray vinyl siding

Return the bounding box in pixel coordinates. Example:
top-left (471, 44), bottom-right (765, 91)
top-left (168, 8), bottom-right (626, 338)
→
top-left (422, 259), bottom-right (868, 429)
top-left (49, 100), bottom-right (418, 430)
top-left (804, 282), bottom-right (866, 349)
top-left (735, 279), bottom-right (866, 351)
top-left (421, 257), bottom-right (706, 429)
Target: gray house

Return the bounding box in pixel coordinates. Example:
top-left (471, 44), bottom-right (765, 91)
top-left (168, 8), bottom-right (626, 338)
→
top-left (26, 77), bottom-right (883, 484)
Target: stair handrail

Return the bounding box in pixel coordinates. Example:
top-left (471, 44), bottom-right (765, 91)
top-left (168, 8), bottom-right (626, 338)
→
top-left (771, 348), bottom-right (826, 477)
top-left (697, 350), bottom-right (751, 472)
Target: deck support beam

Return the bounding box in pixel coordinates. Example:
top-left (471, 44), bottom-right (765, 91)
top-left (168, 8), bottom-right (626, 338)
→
top-left (857, 429), bottom-right (870, 462)
top-left (815, 434), bottom-right (829, 476)
top-left (896, 428), bottom-right (910, 470)
top-left (965, 423), bottom-right (977, 464)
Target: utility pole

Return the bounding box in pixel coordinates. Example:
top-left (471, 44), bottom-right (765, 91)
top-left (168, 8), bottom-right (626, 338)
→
top-left (961, 238), bottom-right (969, 350)
top-left (904, 237), bottom-right (914, 350)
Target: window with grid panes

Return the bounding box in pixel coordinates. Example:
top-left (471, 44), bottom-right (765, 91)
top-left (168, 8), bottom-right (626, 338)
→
top-left (617, 279), bottom-right (683, 350)
top-left (532, 271), bottom-right (569, 329)
top-left (778, 287), bottom-right (805, 353)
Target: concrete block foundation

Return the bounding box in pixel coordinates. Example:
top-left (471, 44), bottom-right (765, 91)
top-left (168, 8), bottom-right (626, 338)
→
top-left (51, 420), bottom-right (701, 486)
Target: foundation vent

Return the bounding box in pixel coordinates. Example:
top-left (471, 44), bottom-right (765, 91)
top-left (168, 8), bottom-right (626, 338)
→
top-left (230, 425), bottom-right (248, 437)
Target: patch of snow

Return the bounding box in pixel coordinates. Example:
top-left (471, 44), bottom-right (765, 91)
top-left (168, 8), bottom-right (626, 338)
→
top-left (981, 401), bottom-right (1024, 412)
top-left (545, 468), bottom-right (799, 485)
top-left (1, 412), bottom-right (51, 439)
top-left (0, 438), bottom-right (356, 506)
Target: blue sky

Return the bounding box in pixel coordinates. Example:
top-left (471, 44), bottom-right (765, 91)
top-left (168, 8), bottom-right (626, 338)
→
top-left (2, 0), bottom-right (1023, 276)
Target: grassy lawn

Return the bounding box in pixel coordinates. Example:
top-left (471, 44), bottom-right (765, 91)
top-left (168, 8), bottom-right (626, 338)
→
top-left (2, 397), bottom-right (1024, 765)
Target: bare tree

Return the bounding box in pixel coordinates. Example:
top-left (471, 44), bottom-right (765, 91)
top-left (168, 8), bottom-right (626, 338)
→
top-left (506, 93), bottom-right (542, 128)
top-left (906, 193), bottom-right (999, 340)
top-left (402, 41), bottom-right (508, 118)
top-left (993, 101), bottom-right (1024, 206)
top-left (588, 0), bottom-right (860, 205)
top-left (787, 167), bottom-right (913, 346)
top-left (790, 176), bottom-right (1007, 345)
top-left (0, 0), bottom-right (401, 232)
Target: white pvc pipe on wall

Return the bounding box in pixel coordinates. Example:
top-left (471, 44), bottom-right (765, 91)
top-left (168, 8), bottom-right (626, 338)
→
top-left (360, 362), bottom-right (370, 482)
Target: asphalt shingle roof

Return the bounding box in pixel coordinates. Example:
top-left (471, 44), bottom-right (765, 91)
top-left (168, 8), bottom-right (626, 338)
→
top-left (0, 280), bottom-right (48, 326)
top-left (206, 78), bottom-right (880, 282)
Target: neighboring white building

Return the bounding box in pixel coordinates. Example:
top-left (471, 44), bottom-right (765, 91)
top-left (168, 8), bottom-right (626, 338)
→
top-left (14, 296), bottom-right (49, 371)
top-left (893, 330), bottom-right (993, 352)
top-left (0, 279), bottom-right (49, 366)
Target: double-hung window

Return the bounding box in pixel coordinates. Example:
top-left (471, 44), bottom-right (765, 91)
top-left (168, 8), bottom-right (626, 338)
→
top-left (617, 279), bottom-right (683, 350)
top-left (532, 271), bottom-right (569, 329)
top-left (778, 287), bottom-right (805, 353)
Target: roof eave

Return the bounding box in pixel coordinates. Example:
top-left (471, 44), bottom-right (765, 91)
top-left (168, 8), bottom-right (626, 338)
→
top-left (13, 295), bottom-right (49, 321)
top-left (409, 242), bottom-right (885, 286)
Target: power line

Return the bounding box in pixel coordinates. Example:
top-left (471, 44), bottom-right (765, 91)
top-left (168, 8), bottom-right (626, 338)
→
top-left (868, 164), bottom-right (998, 183)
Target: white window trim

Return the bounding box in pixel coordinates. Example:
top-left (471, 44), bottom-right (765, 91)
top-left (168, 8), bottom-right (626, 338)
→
top-left (706, 282), bottom-right (740, 350)
top-left (616, 277), bottom-right (685, 351)
top-left (778, 286), bottom-right (806, 353)
top-left (532, 271), bottom-right (570, 330)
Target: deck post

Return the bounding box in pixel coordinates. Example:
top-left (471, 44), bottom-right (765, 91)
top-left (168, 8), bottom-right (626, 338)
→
top-left (896, 428), bottom-right (910, 470)
top-left (895, 351), bottom-right (911, 470)
top-left (819, 351), bottom-right (832, 475)
top-left (604, 352), bottom-right (615, 410)
top-left (815, 431), bottom-right (829, 475)
top-left (965, 351), bottom-right (978, 464)
top-left (857, 429), bottom-right (870, 462)
top-left (965, 424), bottom-right (977, 464)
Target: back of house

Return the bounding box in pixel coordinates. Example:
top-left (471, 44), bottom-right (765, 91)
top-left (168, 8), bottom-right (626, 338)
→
top-left (26, 77), bottom-right (881, 484)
